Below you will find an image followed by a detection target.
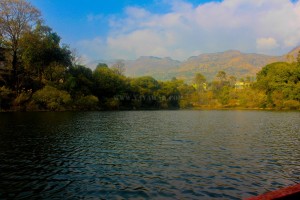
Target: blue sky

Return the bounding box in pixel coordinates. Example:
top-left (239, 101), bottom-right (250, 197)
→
top-left (28, 0), bottom-right (300, 62)
top-left (28, 0), bottom-right (221, 46)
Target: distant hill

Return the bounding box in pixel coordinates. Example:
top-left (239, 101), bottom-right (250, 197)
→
top-left (171, 50), bottom-right (284, 81)
top-left (286, 46), bottom-right (300, 60)
top-left (87, 46), bottom-right (300, 81)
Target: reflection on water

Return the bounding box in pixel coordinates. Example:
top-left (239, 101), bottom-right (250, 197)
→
top-left (0, 111), bottom-right (299, 199)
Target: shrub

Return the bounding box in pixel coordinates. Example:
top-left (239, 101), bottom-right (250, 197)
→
top-left (105, 98), bottom-right (120, 110)
top-left (75, 95), bottom-right (99, 110)
top-left (283, 100), bottom-right (300, 110)
top-left (32, 85), bottom-right (71, 111)
top-left (272, 91), bottom-right (284, 109)
top-left (13, 89), bottom-right (32, 111)
top-left (0, 86), bottom-right (15, 110)
top-left (238, 89), bottom-right (267, 108)
top-left (131, 99), bottom-right (141, 110)
top-left (179, 99), bottom-right (192, 109)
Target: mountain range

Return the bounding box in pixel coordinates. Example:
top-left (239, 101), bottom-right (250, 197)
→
top-left (87, 46), bottom-right (300, 81)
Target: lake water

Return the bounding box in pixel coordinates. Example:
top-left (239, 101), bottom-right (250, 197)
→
top-left (0, 111), bottom-right (299, 199)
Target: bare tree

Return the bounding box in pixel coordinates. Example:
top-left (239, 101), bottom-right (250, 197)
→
top-left (0, 31), bottom-right (4, 47)
top-left (111, 60), bottom-right (126, 76)
top-left (0, 0), bottom-right (41, 88)
top-left (71, 48), bottom-right (86, 66)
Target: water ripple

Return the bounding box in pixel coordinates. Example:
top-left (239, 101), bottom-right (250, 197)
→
top-left (0, 111), bottom-right (299, 199)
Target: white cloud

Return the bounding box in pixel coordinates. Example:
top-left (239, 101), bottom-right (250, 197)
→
top-left (78, 0), bottom-right (300, 60)
top-left (125, 7), bottom-right (150, 19)
top-left (77, 37), bottom-right (107, 61)
top-left (256, 37), bottom-right (279, 52)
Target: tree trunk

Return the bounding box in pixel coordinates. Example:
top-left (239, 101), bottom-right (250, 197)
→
top-left (12, 50), bottom-right (18, 91)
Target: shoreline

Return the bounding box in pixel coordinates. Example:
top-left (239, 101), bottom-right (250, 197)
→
top-left (1, 107), bottom-right (299, 113)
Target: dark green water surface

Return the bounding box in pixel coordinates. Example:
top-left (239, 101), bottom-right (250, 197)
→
top-left (0, 111), bottom-right (299, 199)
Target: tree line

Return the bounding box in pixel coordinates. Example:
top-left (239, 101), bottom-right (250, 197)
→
top-left (1, 0), bottom-right (300, 111)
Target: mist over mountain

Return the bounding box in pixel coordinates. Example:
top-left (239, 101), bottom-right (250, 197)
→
top-left (88, 46), bottom-right (299, 81)
top-left (124, 56), bottom-right (181, 77)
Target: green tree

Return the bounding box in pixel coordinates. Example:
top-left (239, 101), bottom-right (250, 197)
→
top-left (0, 0), bottom-right (41, 89)
top-left (212, 71), bottom-right (230, 94)
top-left (193, 73), bottom-right (206, 92)
top-left (130, 76), bottom-right (160, 95)
top-left (217, 86), bottom-right (231, 105)
top-left (21, 23), bottom-right (72, 84)
top-left (93, 66), bottom-right (127, 100)
top-left (158, 79), bottom-right (182, 109)
top-left (256, 62), bottom-right (300, 106)
top-left (65, 65), bottom-right (93, 97)
top-left (129, 76), bottom-right (160, 109)
top-left (178, 81), bottom-right (195, 109)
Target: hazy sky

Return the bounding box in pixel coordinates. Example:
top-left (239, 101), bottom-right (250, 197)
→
top-left (28, 0), bottom-right (300, 62)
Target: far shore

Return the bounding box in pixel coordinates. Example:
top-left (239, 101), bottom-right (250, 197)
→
top-left (1, 107), bottom-right (299, 113)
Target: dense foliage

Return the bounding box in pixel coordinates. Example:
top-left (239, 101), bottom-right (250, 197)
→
top-left (1, 0), bottom-right (300, 111)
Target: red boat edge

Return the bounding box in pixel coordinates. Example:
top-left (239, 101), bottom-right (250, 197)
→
top-left (245, 184), bottom-right (300, 200)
